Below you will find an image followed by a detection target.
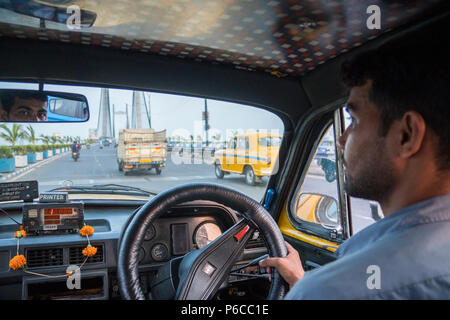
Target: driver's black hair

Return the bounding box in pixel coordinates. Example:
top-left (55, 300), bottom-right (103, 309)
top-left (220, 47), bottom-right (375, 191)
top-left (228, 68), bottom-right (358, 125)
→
top-left (340, 27), bottom-right (450, 171)
top-left (0, 91), bottom-right (48, 113)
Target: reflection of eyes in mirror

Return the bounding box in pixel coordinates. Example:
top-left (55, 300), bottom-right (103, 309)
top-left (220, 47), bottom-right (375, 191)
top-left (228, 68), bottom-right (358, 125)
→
top-left (0, 93), bottom-right (48, 122)
top-left (13, 105), bottom-right (47, 121)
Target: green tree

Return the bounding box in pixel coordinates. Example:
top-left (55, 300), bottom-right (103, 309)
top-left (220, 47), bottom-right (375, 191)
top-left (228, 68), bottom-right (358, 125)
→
top-left (39, 134), bottom-right (51, 145)
top-left (24, 125), bottom-right (37, 144)
top-left (0, 124), bottom-right (24, 148)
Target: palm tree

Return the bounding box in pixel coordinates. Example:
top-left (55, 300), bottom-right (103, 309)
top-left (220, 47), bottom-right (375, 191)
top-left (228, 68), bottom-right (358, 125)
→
top-left (24, 125), bottom-right (37, 145)
top-left (39, 134), bottom-right (51, 145)
top-left (0, 124), bottom-right (24, 148)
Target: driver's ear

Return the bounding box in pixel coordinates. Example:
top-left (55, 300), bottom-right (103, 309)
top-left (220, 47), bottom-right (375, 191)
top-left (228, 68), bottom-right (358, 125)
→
top-left (397, 111), bottom-right (426, 159)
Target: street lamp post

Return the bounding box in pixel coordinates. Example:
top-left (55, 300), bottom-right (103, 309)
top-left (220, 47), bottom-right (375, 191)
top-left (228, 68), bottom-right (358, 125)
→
top-left (204, 99), bottom-right (209, 147)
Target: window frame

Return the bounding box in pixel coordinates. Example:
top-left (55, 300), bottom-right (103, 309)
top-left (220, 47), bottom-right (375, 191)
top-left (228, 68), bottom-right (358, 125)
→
top-left (335, 107), bottom-right (352, 238)
top-left (287, 115), bottom-right (346, 243)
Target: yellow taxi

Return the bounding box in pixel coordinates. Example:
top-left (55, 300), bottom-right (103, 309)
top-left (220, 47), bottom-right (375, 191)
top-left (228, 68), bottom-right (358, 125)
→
top-left (213, 131), bottom-right (282, 185)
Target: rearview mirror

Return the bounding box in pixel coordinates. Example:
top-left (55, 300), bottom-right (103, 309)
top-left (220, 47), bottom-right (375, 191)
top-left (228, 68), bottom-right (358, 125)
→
top-left (0, 1), bottom-right (97, 28)
top-left (295, 193), bottom-right (340, 229)
top-left (0, 89), bottom-right (89, 123)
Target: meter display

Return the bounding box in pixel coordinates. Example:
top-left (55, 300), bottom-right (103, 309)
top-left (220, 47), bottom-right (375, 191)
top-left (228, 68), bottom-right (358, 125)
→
top-left (194, 222), bottom-right (222, 249)
top-left (22, 202), bottom-right (84, 235)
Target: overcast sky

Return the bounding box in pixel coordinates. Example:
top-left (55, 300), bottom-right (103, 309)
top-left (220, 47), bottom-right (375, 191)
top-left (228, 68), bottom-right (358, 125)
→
top-left (0, 82), bottom-right (284, 145)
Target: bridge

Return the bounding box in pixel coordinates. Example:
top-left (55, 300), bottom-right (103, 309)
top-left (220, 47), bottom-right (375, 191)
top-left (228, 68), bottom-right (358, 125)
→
top-left (96, 89), bottom-right (151, 141)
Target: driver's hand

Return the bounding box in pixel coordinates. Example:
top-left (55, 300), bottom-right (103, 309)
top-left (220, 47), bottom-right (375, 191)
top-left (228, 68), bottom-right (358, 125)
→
top-left (259, 241), bottom-right (305, 289)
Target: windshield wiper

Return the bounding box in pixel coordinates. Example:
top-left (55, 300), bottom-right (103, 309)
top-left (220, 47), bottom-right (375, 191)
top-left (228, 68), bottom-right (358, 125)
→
top-left (48, 184), bottom-right (157, 197)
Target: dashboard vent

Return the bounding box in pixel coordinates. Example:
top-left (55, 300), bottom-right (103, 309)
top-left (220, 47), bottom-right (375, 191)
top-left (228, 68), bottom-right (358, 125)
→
top-left (69, 244), bottom-right (104, 265)
top-left (26, 247), bottom-right (64, 268)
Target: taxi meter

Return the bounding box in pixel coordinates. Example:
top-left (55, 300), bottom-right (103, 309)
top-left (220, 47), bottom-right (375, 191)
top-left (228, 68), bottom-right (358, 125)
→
top-left (0, 181), bottom-right (85, 235)
top-left (22, 202), bottom-right (84, 235)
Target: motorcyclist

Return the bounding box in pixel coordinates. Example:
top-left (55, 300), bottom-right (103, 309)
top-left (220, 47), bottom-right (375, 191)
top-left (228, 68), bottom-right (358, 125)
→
top-left (71, 141), bottom-right (80, 153)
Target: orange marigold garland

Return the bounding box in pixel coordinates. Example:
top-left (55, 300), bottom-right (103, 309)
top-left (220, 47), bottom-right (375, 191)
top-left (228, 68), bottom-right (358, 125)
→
top-left (14, 226), bottom-right (26, 239)
top-left (82, 244), bottom-right (97, 257)
top-left (80, 225), bottom-right (94, 237)
top-left (10, 225), bottom-right (27, 271)
top-left (9, 254), bottom-right (26, 270)
top-left (8, 224), bottom-right (96, 278)
top-left (80, 225), bottom-right (96, 258)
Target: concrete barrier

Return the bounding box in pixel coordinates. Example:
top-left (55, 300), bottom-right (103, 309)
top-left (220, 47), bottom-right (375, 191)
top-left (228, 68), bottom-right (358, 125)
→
top-left (14, 155), bottom-right (28, 168)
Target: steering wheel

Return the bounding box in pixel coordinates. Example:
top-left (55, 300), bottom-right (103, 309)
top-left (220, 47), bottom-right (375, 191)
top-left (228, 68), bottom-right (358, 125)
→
top-left (117, 183), bottom-right (288, 300)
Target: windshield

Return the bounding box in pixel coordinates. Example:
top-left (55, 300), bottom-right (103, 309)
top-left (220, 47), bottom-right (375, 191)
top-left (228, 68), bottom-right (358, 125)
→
top-left (0, 82), bottom-right (284, 203)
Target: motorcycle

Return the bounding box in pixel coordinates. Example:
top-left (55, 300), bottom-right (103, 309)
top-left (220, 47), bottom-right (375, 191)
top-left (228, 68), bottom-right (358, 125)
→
top-left (72, 151), bottom-right (80, 162)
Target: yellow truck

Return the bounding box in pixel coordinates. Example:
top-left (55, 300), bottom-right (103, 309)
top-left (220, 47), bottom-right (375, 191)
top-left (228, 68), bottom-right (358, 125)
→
top-left (117, 129), bottom-right (167, 175)
top-left (213, 132), bottom-right (282, 185)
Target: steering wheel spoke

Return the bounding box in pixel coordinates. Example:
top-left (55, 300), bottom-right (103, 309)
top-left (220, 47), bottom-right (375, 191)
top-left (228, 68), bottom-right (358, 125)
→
top-left (175, 219), bottom-right (254, 300)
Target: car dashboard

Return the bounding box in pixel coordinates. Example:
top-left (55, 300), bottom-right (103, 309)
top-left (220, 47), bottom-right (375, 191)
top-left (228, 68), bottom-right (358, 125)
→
top-left (0, 199), bottom-right (269, 300)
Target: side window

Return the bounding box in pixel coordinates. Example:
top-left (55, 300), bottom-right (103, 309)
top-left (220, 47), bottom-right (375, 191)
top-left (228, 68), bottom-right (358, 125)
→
top-left (290, 108), bottom-right (385, 241)
top-left (342, 109), bottom-right (383, 234)
top-left (291, 125), bottom-right (342, 237)
top-left (228, 137), bottom-right (237, 149)
top-left (237, 137), bottom-right (248, 150)
top-left (259, 136), bottom-right (282, 147)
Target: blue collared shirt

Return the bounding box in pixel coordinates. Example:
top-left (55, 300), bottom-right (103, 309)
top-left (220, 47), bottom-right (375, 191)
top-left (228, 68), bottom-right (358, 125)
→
top-left (285, 194), bottom-right (450, 299)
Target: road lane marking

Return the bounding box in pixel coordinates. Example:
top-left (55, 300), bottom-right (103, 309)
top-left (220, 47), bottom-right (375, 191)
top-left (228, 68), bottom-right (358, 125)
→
top-left (7, 153), bottom-right (70, 182)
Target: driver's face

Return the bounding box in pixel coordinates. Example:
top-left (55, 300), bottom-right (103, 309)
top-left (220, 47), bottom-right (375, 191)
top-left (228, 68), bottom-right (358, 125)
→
top-left (6, 97), bottom-right (47, 121)
top-left (337, 80), bottom-right (397, 202)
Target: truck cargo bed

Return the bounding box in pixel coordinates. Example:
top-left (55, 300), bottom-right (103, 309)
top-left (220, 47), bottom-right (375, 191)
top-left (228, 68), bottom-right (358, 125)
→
top-left (117, 129), bottom-right (167, 174)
